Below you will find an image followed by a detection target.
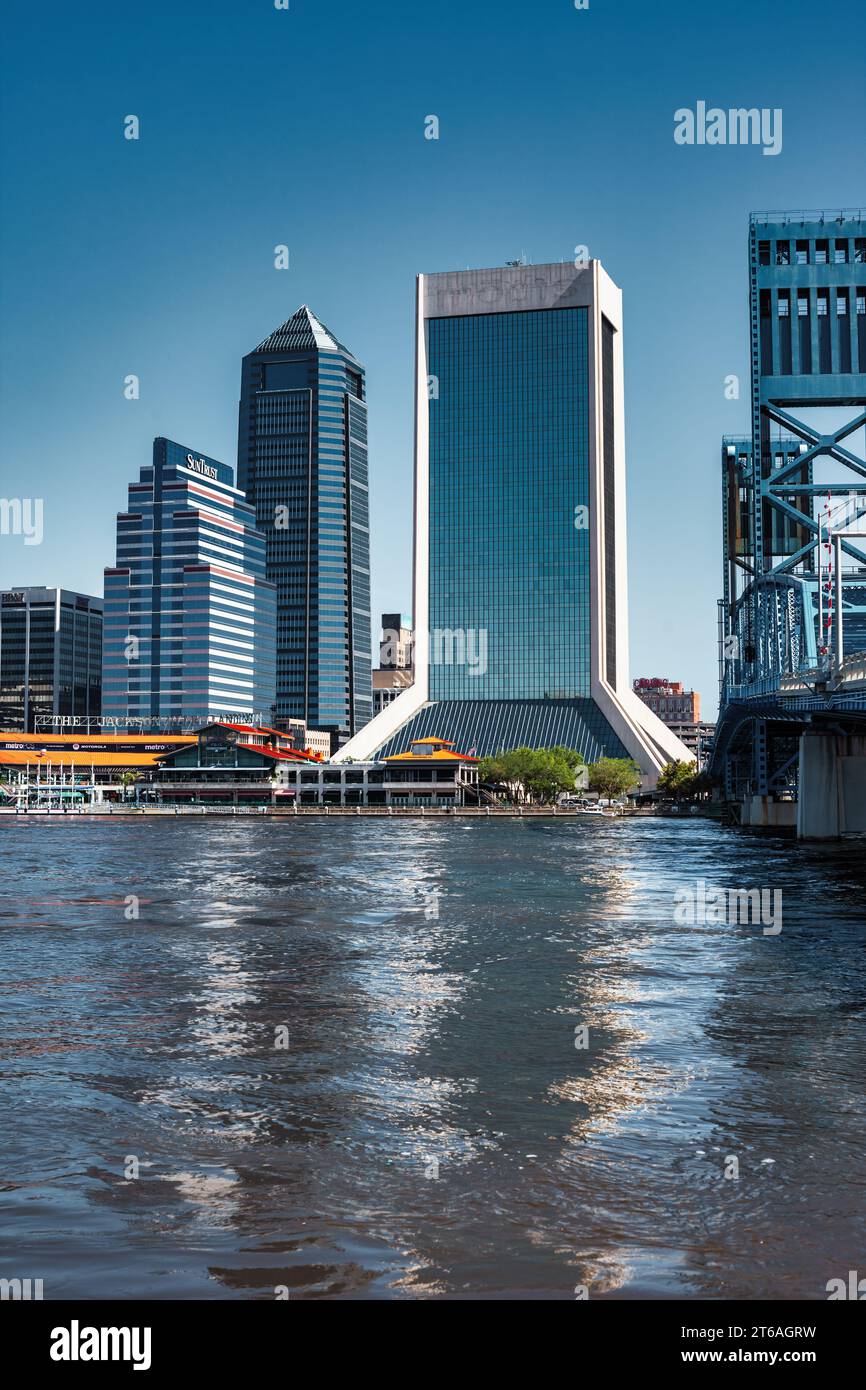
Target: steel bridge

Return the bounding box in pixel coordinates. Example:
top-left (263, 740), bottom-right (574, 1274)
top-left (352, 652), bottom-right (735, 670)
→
top-left (711, 210), bottom-right (866, 804)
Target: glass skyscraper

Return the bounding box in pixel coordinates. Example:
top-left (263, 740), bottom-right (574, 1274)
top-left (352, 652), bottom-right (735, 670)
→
top-left (335, 262), bottom-right (689, 784)
top-left (237, 306), bottom-right (372, 748)
top-left (0, 586), bottom-right (102, 732)
top-left (427, 306), bottom-right (592, 702)
top-left (102, 438), bottom-right (276, 730)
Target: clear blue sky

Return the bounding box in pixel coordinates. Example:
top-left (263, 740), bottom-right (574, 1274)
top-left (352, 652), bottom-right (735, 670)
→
top-left (1, 0), bottom-right (863, 717)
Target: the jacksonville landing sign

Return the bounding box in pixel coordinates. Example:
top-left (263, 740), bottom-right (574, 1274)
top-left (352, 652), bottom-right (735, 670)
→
top-left (36, 714), bottom-right (271, 731)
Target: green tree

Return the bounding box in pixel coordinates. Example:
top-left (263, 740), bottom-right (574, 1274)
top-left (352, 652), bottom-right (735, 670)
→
top-left (587, 757), bottom-right (640, 801)
top-left (479, 746), bottom-right (585, 805)
top-left (118, 770), bottom-right (139, 803)
top-left (656, 759), bottom-right (698, 801)
top-left (521, 749), bottom-right (577, 804)
top-left (548, 745), bottom-right (586, 773)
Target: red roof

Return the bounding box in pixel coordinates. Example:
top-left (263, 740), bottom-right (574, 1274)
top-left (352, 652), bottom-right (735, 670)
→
top-left (204, 722), bottom-right (322, 762)
top-left (256, 747), bottom-right (314, 762)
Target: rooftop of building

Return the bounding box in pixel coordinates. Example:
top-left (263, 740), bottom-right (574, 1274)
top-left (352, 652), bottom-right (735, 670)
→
top-left (1, 586), bottom-right (103, 606)
top-left (0, 749), bottom-right (193, 768)
top-left (383, 736), bottom-right (478, 764)
top-left (193, 722), bottom-right (324, 761)
top-left (249, 305), bottom-right (360, 362)
top-left (633, 678), bottom-right (693, 694)
top-left (750, 208), bottom-right (865, 227)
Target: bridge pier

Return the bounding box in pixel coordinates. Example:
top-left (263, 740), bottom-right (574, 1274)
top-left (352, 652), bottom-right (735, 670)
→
top-left (798, 732), bottom-right (866, 839)
top-left (740, 795), bottom-right (796, 829)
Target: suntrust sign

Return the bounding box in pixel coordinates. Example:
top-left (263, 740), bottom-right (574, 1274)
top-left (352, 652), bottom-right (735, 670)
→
top-left (185, 454), bottom-right (218, 480)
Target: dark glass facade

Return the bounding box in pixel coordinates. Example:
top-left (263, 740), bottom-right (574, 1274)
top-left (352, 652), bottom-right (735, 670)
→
top-left (379, 698), bottom-right (628, 762)
top-left (0, 587), bottom-right (102, 732)
top-left (238, 307), bottom-right (373, 746)
top-left (427, 307), bottom-right (592, 700)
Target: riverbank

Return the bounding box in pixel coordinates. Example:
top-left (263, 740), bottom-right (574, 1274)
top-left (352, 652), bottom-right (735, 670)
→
top-left (0, 804), bottom-right (658, 819)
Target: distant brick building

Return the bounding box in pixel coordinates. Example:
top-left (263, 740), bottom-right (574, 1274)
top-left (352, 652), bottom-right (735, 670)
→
top-left (633, 679), bottom-right (714, 767)
top-left (633, 678), bottom-right (700, 724)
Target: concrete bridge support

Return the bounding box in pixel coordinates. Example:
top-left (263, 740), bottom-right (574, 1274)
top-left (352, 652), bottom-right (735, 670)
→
top-left (740, 796), bottom-right (796, 829)
top-left (797, 733), bottom-right (866, 839)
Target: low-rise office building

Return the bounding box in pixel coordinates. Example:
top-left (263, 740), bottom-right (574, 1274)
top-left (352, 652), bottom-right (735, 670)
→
top-left (272, 717), bottom-right (332, 759)
top-left (152, 722), bottom-right (318, 805)
top-left (1, 723), bottom-right (480, 810)
top-left (278, 736), bottom-right (478, 808)
top-left (372, 667), bottom-right (414, 716)
top-left (665, 720), bottom-right (716, 768)
top-left (382, 736), bottom-right (478, 807)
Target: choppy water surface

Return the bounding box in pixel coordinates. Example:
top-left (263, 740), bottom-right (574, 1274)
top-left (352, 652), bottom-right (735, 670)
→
top-left (0, 815), bottom-right (864, 1300)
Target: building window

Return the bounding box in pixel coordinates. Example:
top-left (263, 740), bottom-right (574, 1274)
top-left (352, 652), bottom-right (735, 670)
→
top-left (855, 240), bottom-right (866, 264)
top-left (817, 292), bottom-right (831, 372)
top-left (815, 239), bottom-right (829, 265)
top-left (758, 241), bottom-right (771, 265)
top-left (796, 240), bottom-right (809, 265)
top-left (835, 239), bottom-right (849, 264)
top-left (759, 289), bottom-right (773, 372)
top-left (778, 290), bottom-right (792, 371)
top-left (775, 241), bottom-right (790, 266)
top-left (798, 292), bottom-right (812, 374)
top-left (838, 291), bottom-right (852, 372)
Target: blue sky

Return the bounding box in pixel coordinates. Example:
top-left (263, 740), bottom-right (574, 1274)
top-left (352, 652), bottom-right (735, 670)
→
top-left (1, 0), bottom-right (863, 717)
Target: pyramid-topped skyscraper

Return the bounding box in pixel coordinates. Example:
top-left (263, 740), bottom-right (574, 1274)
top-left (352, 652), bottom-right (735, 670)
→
top-left (238, 308), bottom-right (372, 749)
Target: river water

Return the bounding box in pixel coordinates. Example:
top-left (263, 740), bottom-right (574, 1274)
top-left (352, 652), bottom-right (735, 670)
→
top-left (0, 814), bottom-right (864, 1300)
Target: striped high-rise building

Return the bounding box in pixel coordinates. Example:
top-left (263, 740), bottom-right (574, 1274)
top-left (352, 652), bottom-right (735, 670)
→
top-left (237, 307), bottom-right (373, 748)
top-left (102, 438), bottom-right (276, 729)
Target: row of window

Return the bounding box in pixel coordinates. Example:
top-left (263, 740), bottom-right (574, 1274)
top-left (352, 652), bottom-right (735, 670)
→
top-left (758, 237), bottom-right (866, 266)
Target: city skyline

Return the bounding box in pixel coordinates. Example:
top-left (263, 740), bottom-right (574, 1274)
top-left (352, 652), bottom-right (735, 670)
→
top-left (3, 0), bottom-right (864, 719)
top-left (3, 0), bottom-right (866, 1325)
